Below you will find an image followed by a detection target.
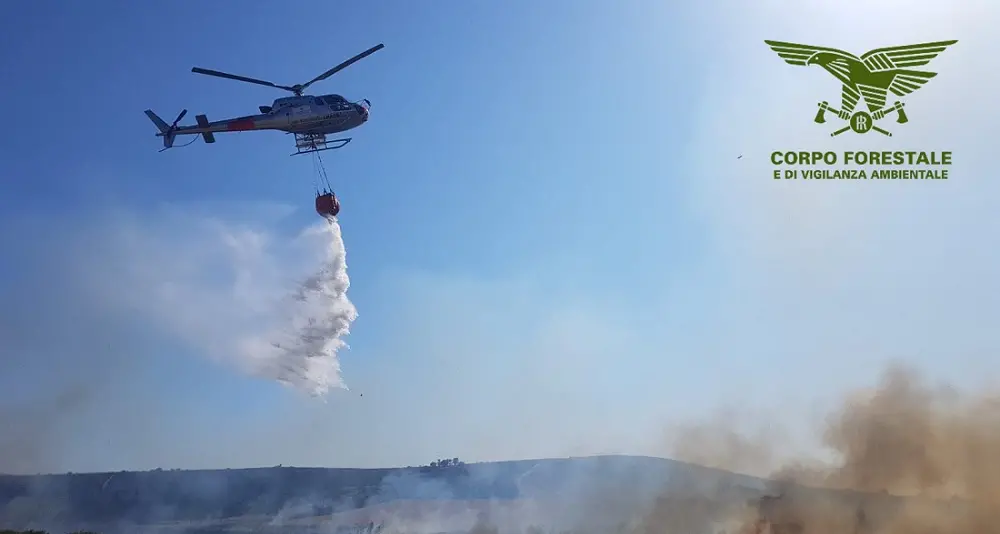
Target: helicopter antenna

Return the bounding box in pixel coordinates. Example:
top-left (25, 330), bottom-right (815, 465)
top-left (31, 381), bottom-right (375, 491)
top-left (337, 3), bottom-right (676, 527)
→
top-left (190, 43), bottom-right (384, 96)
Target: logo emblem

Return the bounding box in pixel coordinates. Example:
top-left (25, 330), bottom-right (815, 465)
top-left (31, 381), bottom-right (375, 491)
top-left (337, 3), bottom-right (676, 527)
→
top-left (764, 40), bottom-right (957, 137)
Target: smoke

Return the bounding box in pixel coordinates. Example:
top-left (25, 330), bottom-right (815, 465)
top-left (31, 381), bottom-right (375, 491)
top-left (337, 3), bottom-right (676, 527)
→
top-left (653, 363), bottom-right (1000, 534)
top-left (769, 364), bottom-right (1000, 534)
top-left (240, 218), bottom-right (359, 397)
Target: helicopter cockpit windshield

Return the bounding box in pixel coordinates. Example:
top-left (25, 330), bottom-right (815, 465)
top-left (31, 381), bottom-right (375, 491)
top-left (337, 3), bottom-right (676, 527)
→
top-left (317, 94), bottom-right (354, 112)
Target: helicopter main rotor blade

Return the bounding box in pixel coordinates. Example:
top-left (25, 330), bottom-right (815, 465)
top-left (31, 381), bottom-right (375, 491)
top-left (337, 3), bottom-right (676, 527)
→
top-left (191, 67), bottom-right (298, 93)
top-left (298, 43), bottom-right (385, 92)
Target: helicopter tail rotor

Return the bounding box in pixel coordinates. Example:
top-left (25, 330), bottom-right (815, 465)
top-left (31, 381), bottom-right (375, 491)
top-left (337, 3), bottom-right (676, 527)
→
top-left (144, 108), bottom-right (187, 151)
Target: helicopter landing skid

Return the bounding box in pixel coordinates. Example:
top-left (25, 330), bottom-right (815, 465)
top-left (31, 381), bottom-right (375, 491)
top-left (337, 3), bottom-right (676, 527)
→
top-left (291, 132), bottom-right (352, 156)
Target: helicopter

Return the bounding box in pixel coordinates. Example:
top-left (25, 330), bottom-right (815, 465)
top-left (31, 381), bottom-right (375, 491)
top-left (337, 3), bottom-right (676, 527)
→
top-left (144, 43), bottom-right (384, 156)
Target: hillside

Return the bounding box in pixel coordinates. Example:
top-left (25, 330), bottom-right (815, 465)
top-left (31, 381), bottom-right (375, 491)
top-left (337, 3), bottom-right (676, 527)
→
top-left (0, 456), bottom-right (768, 530)
top-left (0, 455), bottom-right (938, 534)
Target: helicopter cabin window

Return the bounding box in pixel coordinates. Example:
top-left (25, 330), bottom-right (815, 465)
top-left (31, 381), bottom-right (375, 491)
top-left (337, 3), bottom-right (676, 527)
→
top-left (314, 97), bottom-right (325, 106)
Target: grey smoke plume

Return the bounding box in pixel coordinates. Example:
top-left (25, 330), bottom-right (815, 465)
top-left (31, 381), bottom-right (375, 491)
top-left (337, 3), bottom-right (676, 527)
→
top-left (241, 218), bottom-right (358, 397)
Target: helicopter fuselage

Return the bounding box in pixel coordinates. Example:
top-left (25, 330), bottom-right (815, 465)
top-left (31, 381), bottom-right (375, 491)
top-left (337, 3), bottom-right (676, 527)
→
top-left (163, 94), bottom-right (369, 139)
top-left (148, 42), bottom-right (383, 155)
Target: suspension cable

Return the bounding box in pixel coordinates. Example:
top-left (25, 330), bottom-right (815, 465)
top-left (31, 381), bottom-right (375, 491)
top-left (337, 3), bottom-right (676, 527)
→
top-left (315, 151), bottom-right (333, 191)
top-left (311, 152), bottom-right (320, 194)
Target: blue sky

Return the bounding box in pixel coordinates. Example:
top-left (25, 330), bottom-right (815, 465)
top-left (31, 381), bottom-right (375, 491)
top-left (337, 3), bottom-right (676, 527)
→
top-left (1, 0), bottom-right (998, 475)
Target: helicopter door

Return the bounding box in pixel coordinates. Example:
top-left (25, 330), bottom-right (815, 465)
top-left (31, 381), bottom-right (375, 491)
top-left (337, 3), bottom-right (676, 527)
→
top-left (289, 104), bottom-right (311, 126)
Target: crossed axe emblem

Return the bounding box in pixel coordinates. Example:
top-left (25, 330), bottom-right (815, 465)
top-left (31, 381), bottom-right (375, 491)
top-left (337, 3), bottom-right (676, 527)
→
top-left (814, 100), bottom-right (909, 137)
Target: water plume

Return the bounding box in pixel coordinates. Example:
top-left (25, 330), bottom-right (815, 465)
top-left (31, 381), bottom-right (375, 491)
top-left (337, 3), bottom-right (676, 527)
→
top-left (242, 218), bottom-right (358, 397)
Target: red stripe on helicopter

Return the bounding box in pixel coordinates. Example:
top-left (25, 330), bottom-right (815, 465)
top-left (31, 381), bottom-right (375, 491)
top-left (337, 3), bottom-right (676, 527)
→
top-left (226, 119), bottom-right (255, 131)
